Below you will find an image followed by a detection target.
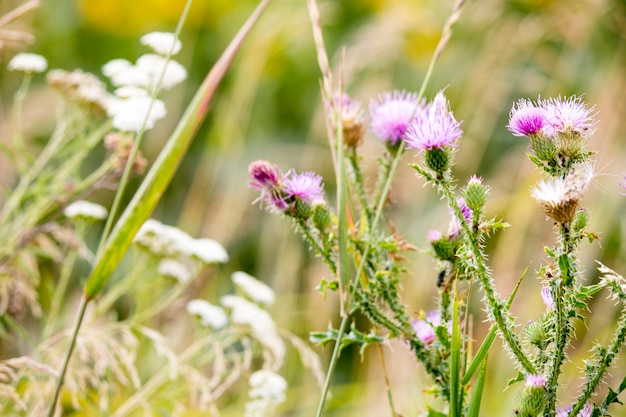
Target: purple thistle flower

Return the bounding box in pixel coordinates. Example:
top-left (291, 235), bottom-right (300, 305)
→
top-left (541, 286), bottom-right (554, 310)
top-left (369, 90), bottom-right (423, 145)
top-left (405, 92), bottom-right (463, 151)
top-left (525, 374), bottom-right (547, 388)
top-left (249, 160), bottom-right (281, 190)
top-left (620, 174), bottom-right (626, 195)
top-left (248, 160), bottom-right (288, 212)
top-left (283, 171), bottom-right (325, 204)
top-left (411, 311), bottom-right (441, 346)
top-left (541, 95), bottom-right (596, 137)
top-left (507, 99), bottom-right (546, 137)
top-left (427, 230), bottom-right (443, 242)
top-left (557, 403), bottom-right (593, 417)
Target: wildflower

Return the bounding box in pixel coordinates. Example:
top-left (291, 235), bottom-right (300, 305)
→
top-left (427, 230), bottom-right (443, 242)
top-left (221, 295), bottom-right (285, 361)
top-left (541, 95), bottom-right (596, 137)
top-left (334, 93), bottom-right (365, 147)
top-left (158, 259), bottom-right (192, 283)
top-left (135, 54), bottom-right (187, 90)
top-left (283, 171), bottom-right (324, 205)
top-left (405, 92), bottom-right (463, 151)
top-left (369, 90), bottom-right (422, 145)
top-left (64, 200), bottom-right (108, 220)
top-left (245, 370), bottom-right (288, 417)
top-left (541, 286), bottom-right (554, 310)
top-left (248, 160), bottom-right (287, 212)
top-left (106, 94), bottom-right (166, 132)
top-left (557, 402), bottom-right (593, 417)
top-left (507, 99), bottom-right (546, 137)
top-left (8, 52), bottom-right (47, 73)
top-left (525, 374), bottom-right (547, 388)
top-left (47, 69), bottom-right (111, 112)
top-left (102, 58), bottom-right (134, 78)
top-left (140, 31), bottom-right (182, 56)
top-left (232, 272), bottom-right (275, 305)
top-left (411, 311), bottom-right (441, 346)
top-left (531, 162), bottom-right (593, 223)
top-left (134, 219), bottom-right (229, 264)
top-left (428, 230), bottom-right (456, 261)
top-left (186, 299), bottom-right (228, 329)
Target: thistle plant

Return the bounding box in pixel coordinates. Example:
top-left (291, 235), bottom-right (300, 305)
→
top-left (246, 1), bottom-right (626, 416)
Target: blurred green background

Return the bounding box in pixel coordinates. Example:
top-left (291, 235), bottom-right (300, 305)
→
top-left (1, 0), bottom-right (626, 415)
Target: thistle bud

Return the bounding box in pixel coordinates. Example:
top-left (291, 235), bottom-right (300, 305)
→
top-left (312, 201), bottom-right (331, 230)
top-left (428, 230), bottom-right (456, 261)
top-left (463, 175), bottom-right (489, 212)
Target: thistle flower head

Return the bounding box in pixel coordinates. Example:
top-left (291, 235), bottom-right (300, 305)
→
top-left (369, 90), bottom-right (423, 145)
top-left (405, 91), bottom-right (463, 151)
top-left (507, 99), bottom-right (546, 137)
top-left (531, 162), bottom-right (593, 223)
top-left (427, 230), bottom-right (443, 243)
top-left (525, 374), bottom-right (547, 388)
top-left (411, 311), bottom-right (441, 346)
top-left (8, 52), bottom-right (47, 73)
top-left (283, 171), bottom-right (325, 205)
top-left (541, 95), bottom-right (596, 137)
top-left (541, 286), bottom-right (554, 310)
top-left (248, 160), bottom-right (287, 212)
top-left (334, 93), bottom-right (365, 147)
top-left (557, 402), bottom-right (593, 417)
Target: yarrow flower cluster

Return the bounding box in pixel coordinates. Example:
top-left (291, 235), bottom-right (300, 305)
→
top-left (134, 219), bottom-right (229, 265)
top-left (186, 299), bottom-right (228, 329)
top-left (232, 271), bottom-right (275, 305)
top-left (8, 52), bottom-right (48, 73)
top-left (244, 370), bottom-right (288, 417)
top-left (63, 200), bottom-right (108, 220)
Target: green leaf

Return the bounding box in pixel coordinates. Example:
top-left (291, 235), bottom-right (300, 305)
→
top-left (507, 371), bottom-right (525, 388)
top-left (427, 408), bottom-right (447, 417)
top-left (467, 357), bottom-right (487, 417)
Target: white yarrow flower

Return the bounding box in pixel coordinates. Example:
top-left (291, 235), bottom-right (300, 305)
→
top-left (186, 299), bottom-right (228, 329)
top-left (64, 200), bottom-right (108, 220)
top-left (8, 53), bottom-right (48, 73)
top-left (114, 86), bottom-right (149, 98)
top-left (102, 59), bottom-right (133, 78)
top-left (221, 295), bottom-right (285, 361)
top-left (244, 370), bottom-right (287, 417)
top-left (106, 95), bottom-right (166, 132)
top-left (140, 32), bottom-right (182, 56)
top-left (185, 238), bottom-right (230, 264)
top-left (232, 272), bottom-right (275, 305)
top-left (136, 54), bottom-right (187, 90)
top-left (158, 259), bottom-right (192, 283)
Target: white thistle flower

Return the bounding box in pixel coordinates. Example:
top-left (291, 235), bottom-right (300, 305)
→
top-left (64, 200), bottom-right (108, 220)
top-left (140, 32), bottom-right (182, 56)
top-left (158, 259), bottom-right (192, 283)
top-left (8, 53), bottom-right (48, 73)
top-left (232, 272), bottom-right (275, 305)
top-left (186, 299), bottom-right (228, 329)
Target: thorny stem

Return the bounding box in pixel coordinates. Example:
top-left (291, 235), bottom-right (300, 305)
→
top-left (545, 226), bottom-right (576, 416)
top-left (296, 218), bottom-right (337, 274)
top-left (571, 305), bottom-right (626, 416)
top-left (306, 0), bottom-right (467, 414)
top-left (347, 148), bottom-right (374, 225)
top-left (440, 179), bottom-right (536, 375)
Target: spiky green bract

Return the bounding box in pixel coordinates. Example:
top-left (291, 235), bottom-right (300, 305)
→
top-left (312, 201), bottom-right (331, 230)
top-left (424, 147), bottom-right (451, 177)
top-left (515, 376), bottom-right (547, 417)
top-left (463, 176), bottom-right (489, 214)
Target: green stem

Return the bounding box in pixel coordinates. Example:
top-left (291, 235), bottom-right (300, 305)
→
top-left (441, 180), bottom-right (535, 375)
top-left (570, 304), bottom-right (626, 415)
top-left (296, 219), bottom-right (337, 274)
top-left (45, 295), bottom-right (89, 417)
top-left (315, 315), bottom-right (349, 417)
top-left (347, 148), bottom-right (373, 225)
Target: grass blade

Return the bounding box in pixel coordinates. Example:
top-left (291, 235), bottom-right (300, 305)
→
top-left (450, 289), bottom-right (461, 417)
top-left (467, 357), bottom-right (488, 417)
top-left (462, 265), bottom-right (528, 385)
